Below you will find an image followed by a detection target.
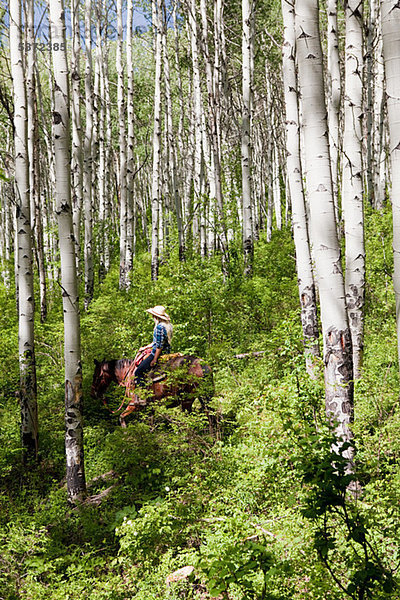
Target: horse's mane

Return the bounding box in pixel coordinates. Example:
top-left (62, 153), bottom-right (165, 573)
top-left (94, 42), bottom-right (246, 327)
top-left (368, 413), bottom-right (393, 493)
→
top-left (113, 358), bottom-right (134, 369)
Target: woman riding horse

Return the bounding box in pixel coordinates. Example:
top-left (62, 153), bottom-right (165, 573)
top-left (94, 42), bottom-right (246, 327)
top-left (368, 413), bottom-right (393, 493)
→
top-left (91, 304), bottom-right (214, 427)
top-left (133, 305), bottom-right (173, 404)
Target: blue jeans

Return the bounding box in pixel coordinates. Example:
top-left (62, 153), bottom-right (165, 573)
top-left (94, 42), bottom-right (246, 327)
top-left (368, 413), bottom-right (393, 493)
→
top-left (135, 354), bottom-right (154, 387)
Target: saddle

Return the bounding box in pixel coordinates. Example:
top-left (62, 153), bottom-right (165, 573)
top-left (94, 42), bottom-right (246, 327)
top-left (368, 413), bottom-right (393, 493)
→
top-left (131, 350), bottom-right (183, 384)
top-left (150, 353), bottom-right (183, 383)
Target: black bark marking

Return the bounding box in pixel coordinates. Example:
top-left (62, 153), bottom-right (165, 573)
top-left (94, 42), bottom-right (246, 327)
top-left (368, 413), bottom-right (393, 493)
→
top-left (53, 111), bottom-right (62, 125)
top-left (389, 0), bottom-right (400, 12)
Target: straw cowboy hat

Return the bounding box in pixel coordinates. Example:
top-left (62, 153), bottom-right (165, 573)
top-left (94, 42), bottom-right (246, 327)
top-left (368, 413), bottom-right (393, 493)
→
top-left (146, 305), bottom-right (171, 321)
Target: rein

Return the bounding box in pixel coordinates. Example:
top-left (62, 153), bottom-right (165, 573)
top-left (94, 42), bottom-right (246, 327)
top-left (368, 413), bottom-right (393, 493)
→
top-left (102, 394), bottom-right (127, 415)
top-left (101, 350), bottom-right (151, 415)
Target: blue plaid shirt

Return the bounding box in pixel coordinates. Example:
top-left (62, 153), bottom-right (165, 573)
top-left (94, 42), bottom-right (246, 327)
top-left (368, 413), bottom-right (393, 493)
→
top-left (151, 323), bottom-right (171, 356)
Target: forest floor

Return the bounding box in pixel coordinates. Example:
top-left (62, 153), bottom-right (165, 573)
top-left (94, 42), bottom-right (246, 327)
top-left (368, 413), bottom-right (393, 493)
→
top-left (1, 209), bottom-right (400, 599)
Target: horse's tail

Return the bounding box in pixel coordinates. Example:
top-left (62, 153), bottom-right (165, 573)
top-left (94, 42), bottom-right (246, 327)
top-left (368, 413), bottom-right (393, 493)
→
top-left (200, 362), bottom-right (214, 401)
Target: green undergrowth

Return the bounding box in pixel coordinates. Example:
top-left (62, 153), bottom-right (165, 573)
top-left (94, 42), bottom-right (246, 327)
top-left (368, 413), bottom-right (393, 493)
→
top-left (1, 220), bottom-right (400, 599)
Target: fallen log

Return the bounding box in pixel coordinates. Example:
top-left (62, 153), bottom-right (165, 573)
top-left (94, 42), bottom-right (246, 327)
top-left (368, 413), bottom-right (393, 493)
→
top-left (234, 351), bottom-right (266, 359)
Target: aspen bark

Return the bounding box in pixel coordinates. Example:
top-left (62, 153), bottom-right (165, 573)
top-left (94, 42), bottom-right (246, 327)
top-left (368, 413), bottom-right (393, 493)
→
top-left (296, 0), bottom-right (354, 463)
top-left (0, 186), bottom-right (13, 287)
top-left (272, 144), bottom-right (282, 230)
top-left (96, 0), bottom-right (107, 278)
top-left (371, 4), bottom-right (386, 210)
top-left (366, 0), bottom-right (376, 206)
top-left (173, 0), bottom-right (186, 187)
top-left (189, 0), bottom-right (203, 252)
top-left (83, 0), bottom-right (94, 308)
top-left (281, 0), bottom-right (319, 375)
top-left (126, 0), bottom-right (135, 278)
top-left (151, 0), bottom-right (162, 280)
top-left (26, 0), bottom-right (47, 323)
top-left (117, 0), bottom-right (128, 289)
top-left (162, 0), bottom-right (184, 260)
top-left (70, 0), bottom-right (83, 270)
top-left (103, 43), bottom-right (113, 273)
top-left (198, 0), bottom-right (228, 272)
top-left (3, 183), bottom-right (14, 287)
top-left (327, 0), bottom-right (341, 218)
top-left (242, 0), bottom-right (254, 275)
top-left (342, 0), bottom-right (365, 378)
top-left (381, 0), bottom-right (400, 369)
top-left (10, 0), bottom-right (39, 460)
top-left (48, 0), bottom-right (86, 502)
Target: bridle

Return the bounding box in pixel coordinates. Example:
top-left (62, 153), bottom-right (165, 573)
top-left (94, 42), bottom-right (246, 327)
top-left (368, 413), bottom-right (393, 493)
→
top-left (95, 361), bottom-right (136, 415)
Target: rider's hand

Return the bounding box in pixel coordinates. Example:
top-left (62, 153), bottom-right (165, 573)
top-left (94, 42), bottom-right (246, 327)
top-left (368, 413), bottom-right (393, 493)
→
top-left (150, 359), bottom-right (157, 367)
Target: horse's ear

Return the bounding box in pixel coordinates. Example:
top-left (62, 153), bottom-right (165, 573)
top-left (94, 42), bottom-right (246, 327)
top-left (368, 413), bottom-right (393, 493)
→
top-left (94, 358), bottom-right (99, 365)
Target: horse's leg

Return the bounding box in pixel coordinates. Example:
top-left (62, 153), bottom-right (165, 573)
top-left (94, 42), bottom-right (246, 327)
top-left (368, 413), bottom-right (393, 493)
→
top-left (119, 386), bottom-right (140, 427)
top-left (119, 400), bottom-right (139, 427)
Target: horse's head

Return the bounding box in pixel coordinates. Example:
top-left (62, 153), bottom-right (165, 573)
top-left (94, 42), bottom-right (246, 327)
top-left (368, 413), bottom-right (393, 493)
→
top-left (91, 359), bottom-right (113, 398)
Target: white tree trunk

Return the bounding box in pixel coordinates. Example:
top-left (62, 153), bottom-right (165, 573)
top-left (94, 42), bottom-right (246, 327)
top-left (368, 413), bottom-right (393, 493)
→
top-left (281, 0), bottom-right (319, 375)
top-left (173, 0), bottom-right (186, 226)
top-left (151, 0), bottom-right (163, 280)
top-left (199, 0), bottom-right (228, 272)
top-left (327, 0), bottom-right (341, 219)
top-left (104, 45), bottom-right (113, 273)
top-left (189, 0), bottom-right (203, 252)
top-left (0, 183), bottom-right (13, 288)
top-left (372, 4), bottom-right (386, 210)
top-left (342, 0), bottom-right (365, 379)
top-left (272, 144), bottom-right (282, 230)
top-left (117, 0), bottom-right (128, 289)
top-left (381, 0), bottom-right (400, 369)
top-left (70, 0), bottom-right (83, 271)
top-left (10, 0), bottom-right (39, 460)
top-left (83, 0), bottom-right (94, 308)
top-left (26, 0), bottom-right (47, 323)
top-left (48, 0), bottom-right (86, 502)
top-left (242, 0), bottom-right (254, 274)
top-left (366, 0), bottom-right (376, 205)
top-left (296, 0), bottom-right (354, 464)
top-left (162, 0), bottom-right (184, 260)
top-left (96, 0), bottom-right (107, 278)
top-left (126, 0), bottom-right (135, 280)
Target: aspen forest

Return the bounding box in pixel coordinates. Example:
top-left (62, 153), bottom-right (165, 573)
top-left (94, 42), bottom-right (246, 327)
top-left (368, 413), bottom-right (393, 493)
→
top-left (1, 0), bottom-right (400, 596)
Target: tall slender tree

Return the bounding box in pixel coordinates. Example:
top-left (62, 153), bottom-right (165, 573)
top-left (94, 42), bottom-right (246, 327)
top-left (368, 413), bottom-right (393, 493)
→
top-left (162, 0), bottom-right (184, 260)
top-left (326, 0), bottom-right (341, 220)
top-left (198, 0), bottom-right (228, 272)
top-left (342, 0), bottom-right (365, 378)
top-left (48, 0), bottom-right (86, 502)
top-left (381, 0), bottom-right (400, 370)
top-left (296, 0), bottom-right (354, 464)
top-left (117, 0), bottom-right (128, 289)
top-left (242, 0), bottom-right (254, 275)
top-left (10, 0), bottom-right (39, 460)
top-left (70, 0), bottom-right (83, 270)
top-left (188, 0), bottom-right (203, 252)
top-left (126, 0), bottom-right (136, 279)
top-left (83, 0), bottom-right (94, 308)
top-left (281, 0), bottom-right (319, 376)
top-left (151, 0), bottom-right (163, 281)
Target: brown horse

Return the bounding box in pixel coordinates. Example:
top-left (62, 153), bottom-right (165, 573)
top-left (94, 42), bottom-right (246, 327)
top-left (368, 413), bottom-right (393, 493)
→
top-left (91, 355), bottom-right (213, 427)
